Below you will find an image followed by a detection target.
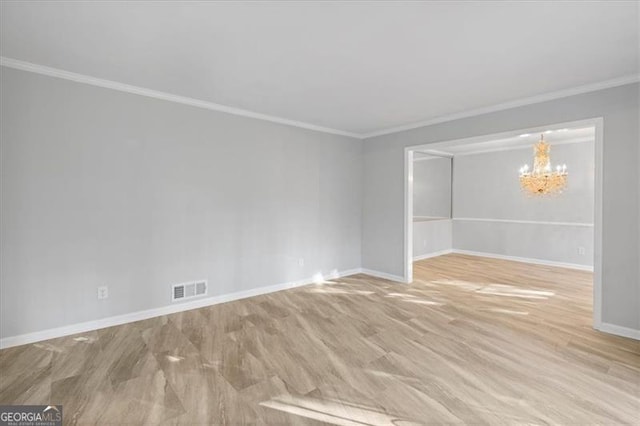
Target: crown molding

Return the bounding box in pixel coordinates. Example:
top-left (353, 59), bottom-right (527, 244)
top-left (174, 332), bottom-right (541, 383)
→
top-left (0, 56), bottom-right (361, 139)
top-left (2, 56), bottom-right (638, 141)
top-left (362, 74), bottom-right (640, 139)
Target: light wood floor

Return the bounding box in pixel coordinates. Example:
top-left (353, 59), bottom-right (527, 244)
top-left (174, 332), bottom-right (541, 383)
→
top-left (1, 254), bottom-right (638, 424)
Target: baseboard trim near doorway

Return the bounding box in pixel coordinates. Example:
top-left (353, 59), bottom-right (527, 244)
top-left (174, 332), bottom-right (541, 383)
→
top-left (596, 322), bottom-right (640, 340)
top-left (451, 249), bottom-right (594, 272)
top-left (413, 249), bottom-right (454, 262)
top-left (359, 268), bottom-right (408, 283)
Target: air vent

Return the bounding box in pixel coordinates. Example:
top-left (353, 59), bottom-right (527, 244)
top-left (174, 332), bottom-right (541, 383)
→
top-left (185, 283), bottom-right (196, 298)
top-left (173, 285), bottom-right (185, 300)
top-left (172, 280), bottom-right (208, 302)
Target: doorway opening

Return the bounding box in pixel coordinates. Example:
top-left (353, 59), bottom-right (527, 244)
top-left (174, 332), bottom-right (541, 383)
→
top-left (411, 152), bottom-right (453, 262)
top-left (404, 118), bottom-right (603, 329)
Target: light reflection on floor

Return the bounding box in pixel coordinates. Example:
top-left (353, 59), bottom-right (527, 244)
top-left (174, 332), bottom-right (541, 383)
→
top-left (384, 292), bottom-right (444, 306)
top-left (483, 307), bottom-right (530, 316)
top-left (260, 394), bottom-right (420, 426)
top-left (429, 279), bottom-right (555, 300)
top-left (303, 273), bottom-right (554, 310)
top-left (476, 284), bottom-right (554, 299)
top-left (308, 287), bottom-right (376, 296)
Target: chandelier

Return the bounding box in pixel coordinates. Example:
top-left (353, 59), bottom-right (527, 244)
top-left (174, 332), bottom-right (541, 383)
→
top-left (519, 135), bottom-right (567, 195)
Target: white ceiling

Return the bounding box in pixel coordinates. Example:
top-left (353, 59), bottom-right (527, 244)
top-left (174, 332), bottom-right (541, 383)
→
top-left (415, 126), bottom-right (594, 157)
top-left (1, 1), bottom-right (638, 137)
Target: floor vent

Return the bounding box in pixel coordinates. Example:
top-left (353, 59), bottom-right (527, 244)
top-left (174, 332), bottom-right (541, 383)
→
top-left (172, 280), bottom-right (208, 302)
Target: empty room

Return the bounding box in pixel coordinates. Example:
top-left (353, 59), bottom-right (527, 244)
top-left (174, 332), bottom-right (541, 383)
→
top-left (0, 1), bottom-right (638, 425)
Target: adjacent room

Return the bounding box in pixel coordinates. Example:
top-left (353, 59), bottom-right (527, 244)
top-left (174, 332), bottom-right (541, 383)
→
top-left (1, 1), bottom-right (638, 424)
top-left (411, 126), bottom-right (595, 271)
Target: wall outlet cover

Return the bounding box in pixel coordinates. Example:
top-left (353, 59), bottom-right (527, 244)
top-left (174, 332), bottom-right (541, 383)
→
top-left (97, 286), bottom-right (109, 300)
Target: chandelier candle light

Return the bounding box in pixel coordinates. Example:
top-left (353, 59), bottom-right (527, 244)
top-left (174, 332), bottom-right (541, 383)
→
top-left (519, 134), bottom-right (567, 195)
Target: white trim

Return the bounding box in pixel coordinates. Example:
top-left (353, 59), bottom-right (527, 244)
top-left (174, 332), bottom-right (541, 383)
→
top-left (593, 119), bottom-right (604, 330)
top-left (405, 149), bottom-right (414, 283)
top-left (413, 249), bottom-right (453, 262)
top-left (363, 76), bottom-right (639, 138)
top-left (452, 135), bottom-right (594, 157)
top-left (413, 216), bottom-right (450, 222)
top-left (453, 217), bottom-right (594, 227)
top-left (0, 56), bottom-right (360, 139)
top-left (596, 322), bottom-right (640, 341)
top-left (414, 149), bottom-right (455, 159)
top-left (0, 268), bottom-right (361, 349)
top-left (360, 268), bottom-right (408, 283)
top-left (2, 56), bottom-right (637, 141)
top-left (416, 135), bottom-right (593, 158)
top-left (451, 249), bottom-right (593, 271)
top-left (404, 119), bottom-right (602, 154)
top-left (413, 155), bottom-right (450, 162)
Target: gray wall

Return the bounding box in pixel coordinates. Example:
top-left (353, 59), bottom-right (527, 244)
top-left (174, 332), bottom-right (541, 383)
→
top-left (452, 142), bottom-right (594, 266)
top-left (2, 66), bottom-right (638, 338)
top-left (362, 83), bottom-right (639, 331)
top-left (453, 221), bottom-right (594, 267)
top-left (413, 157), bottom-right (451, 218)
top-left (413, 219), bottom-right (452, 259)
top-left (0, 67), bottom-right (363, 339)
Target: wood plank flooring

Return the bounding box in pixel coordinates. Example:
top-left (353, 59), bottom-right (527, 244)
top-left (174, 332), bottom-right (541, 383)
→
top-left (1, 254), bottom-right (639, 424)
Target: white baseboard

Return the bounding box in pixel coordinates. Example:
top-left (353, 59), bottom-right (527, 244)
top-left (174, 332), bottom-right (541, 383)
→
top-left (413, 249), bottom-right (453, 262)
top-left (0, 268), bottom-right (361, 349)
top-left (359, 268), bottom-right (407, 283)
top-left (451, 249), bottom-right (594, 272)
top-left (596, 322), bottom-right (640, 340)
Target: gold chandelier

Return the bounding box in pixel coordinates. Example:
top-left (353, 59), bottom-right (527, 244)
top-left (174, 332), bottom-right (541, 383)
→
top-left (519, 135), bottom-right (567, 195)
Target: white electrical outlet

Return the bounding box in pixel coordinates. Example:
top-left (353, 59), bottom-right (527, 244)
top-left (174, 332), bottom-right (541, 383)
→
top-left (298, 258), bottom-right (304, 267)
top-left (423, 240), bottom-right (427, 247)
top-left (578, 247), bottom-right (586, 256)
top-left (97, 286), bottom-right (109, 300)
